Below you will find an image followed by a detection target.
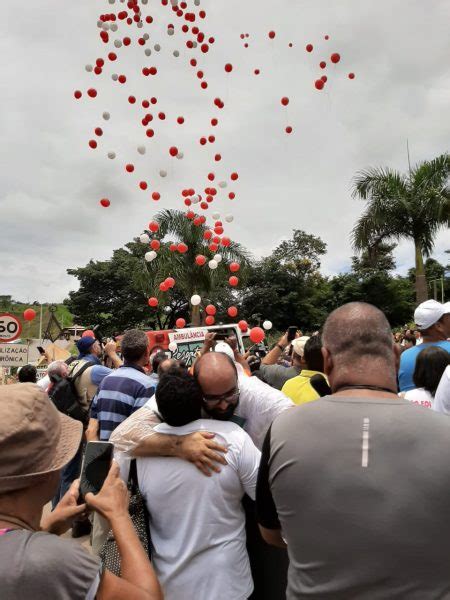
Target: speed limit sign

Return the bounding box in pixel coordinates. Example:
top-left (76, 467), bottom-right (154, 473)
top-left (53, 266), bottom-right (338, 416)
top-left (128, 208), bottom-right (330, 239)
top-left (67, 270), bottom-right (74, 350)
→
top-left (0, 313), bottom-right (23, 343)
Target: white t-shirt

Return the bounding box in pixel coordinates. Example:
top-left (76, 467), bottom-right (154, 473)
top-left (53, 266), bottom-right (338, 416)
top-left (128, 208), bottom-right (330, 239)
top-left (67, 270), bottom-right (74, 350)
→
top-left (137, 419), bottom-right (261, 600)
top-left (403, 387), bottom-right (434, 409)
top-left (433, 366), bottom-right (450, 414)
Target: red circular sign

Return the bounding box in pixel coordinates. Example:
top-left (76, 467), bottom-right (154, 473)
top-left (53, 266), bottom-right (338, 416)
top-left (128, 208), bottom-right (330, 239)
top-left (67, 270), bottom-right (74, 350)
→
top-left (0, 313), bottom-right (23, 343)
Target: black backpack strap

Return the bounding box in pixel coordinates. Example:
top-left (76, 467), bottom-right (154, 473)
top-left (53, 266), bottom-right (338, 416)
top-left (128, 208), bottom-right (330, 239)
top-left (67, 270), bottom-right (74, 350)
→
top-left (69, 361), bottom-right (94, 383)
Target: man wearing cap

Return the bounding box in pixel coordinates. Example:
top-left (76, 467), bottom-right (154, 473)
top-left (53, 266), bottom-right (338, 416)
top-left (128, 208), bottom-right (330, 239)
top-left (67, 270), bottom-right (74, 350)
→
top-left (258, 332), bottom-right (308, 390)
top-left (281, 335), bottom-right (327, 405)
top-left (398, 300), bottom-right (450, 392)
top-left (0, 384), bottom-right (162, 600)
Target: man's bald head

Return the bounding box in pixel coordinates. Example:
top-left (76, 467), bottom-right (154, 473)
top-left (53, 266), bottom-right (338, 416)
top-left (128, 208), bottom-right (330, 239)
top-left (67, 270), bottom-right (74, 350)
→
top-left (193, 352), bottom-right (239, 420)
top-left (322, 302), bottom-right (397, 389)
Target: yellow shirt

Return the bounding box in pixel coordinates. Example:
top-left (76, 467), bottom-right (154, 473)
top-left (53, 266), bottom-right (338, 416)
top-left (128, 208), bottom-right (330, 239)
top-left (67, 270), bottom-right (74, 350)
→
top-left (281, 370), bottom-right (326, 406)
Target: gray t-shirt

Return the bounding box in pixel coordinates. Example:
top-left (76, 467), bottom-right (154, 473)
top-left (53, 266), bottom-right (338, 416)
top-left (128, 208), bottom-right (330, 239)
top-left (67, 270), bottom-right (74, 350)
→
top-left (257, 395), bottom-right (450, 599)
top-left (258, 364), bottom-right (301, 390)
top-left (0, 529), bottom-right (100, 600)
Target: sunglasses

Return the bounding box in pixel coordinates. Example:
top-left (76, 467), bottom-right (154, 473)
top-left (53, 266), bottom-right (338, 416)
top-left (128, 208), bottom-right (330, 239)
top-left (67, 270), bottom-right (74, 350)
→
top-left (203, 387), bottom-right (240, 407)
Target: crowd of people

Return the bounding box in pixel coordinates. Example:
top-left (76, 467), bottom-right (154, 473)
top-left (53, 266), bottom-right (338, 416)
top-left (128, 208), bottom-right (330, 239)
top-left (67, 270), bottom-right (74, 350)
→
top-left (1, 298), bottom-right (450, 599)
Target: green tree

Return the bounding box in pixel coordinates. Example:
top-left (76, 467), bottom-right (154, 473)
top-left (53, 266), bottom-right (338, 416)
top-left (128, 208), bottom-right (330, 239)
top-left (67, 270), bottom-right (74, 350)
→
top-left (352, 153), bottom-right (449, 304)
top-left (408, 257), bottom-right (450, 301)
top-left (240, 230), bottom-right (330, 331)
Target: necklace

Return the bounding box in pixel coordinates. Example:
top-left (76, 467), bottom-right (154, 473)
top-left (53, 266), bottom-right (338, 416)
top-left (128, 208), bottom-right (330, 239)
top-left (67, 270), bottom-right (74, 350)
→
top-left (335, 384), bottom-right (397, 395)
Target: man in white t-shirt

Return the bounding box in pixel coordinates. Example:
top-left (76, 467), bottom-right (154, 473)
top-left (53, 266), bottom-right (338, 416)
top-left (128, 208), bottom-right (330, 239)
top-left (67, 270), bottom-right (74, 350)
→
top-left (137, 368), bottom-right (261, 600)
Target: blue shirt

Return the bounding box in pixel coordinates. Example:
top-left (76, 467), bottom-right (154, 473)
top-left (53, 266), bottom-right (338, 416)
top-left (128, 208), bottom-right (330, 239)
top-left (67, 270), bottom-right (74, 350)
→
top-left (398, 341), bottom-right (450, 392)
top-left (91, 363), bottom-right (155, 440)
top-left (78, 353), bottom-right (113, 387)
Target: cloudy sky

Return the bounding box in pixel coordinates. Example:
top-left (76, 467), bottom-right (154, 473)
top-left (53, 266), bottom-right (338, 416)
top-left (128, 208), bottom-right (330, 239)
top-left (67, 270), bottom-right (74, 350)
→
top-left (1, 0), bottom-right (449, 303)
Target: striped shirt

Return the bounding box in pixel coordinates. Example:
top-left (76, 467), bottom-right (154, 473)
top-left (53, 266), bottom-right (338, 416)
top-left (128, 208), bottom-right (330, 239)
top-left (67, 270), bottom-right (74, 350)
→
top-left (91, 364), bottom-right (155, 441)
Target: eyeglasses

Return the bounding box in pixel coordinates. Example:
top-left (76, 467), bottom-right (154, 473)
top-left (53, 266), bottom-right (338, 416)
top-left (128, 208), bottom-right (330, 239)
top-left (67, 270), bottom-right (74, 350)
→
top-left (203, 387), bottom-right (240, 407)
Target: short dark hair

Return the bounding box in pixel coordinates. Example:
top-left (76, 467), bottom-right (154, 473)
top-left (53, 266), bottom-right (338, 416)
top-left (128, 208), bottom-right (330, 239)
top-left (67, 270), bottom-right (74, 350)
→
top-left (121, 329), bottom-right (148, 363)
top-left (403, 334), bottom-right (416, 346)
top-left (156, 369), bottom-right (202, 427)
top-left (152, 351), bottom-right (168, 373)
top-left (304, 335), bottom-right (324, 372)
top-left (18, 364), bottom-right (37, 383)
top-left (413, 346), bottom-right (450, 396)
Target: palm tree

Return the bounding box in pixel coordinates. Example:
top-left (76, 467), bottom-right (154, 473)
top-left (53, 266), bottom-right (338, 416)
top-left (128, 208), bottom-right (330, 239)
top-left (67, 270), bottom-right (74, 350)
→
top-left (135, 209), bottom-right (250, 326)
top-left (351, 153), bottom-right (449, 304)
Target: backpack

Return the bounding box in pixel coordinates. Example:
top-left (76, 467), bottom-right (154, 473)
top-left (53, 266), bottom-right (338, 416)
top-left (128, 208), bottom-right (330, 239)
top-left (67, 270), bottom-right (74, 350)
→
top-left (48, 361), bottom-right (93, 425)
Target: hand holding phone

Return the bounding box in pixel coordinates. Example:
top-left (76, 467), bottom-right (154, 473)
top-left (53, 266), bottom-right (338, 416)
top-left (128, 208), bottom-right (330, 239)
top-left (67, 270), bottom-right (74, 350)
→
top-left (84, 461), bottom-right (129, 523)
top-left (287, 326), bottom-right (298, 342)
top-left (79, 441), bottom-right (114, 500)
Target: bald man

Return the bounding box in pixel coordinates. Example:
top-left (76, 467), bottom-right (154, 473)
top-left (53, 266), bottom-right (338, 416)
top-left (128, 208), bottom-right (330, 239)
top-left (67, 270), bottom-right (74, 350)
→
top-left (110, 352), bottom-right (293, 471)
top-left (256, 302), bottom-right (450, 599)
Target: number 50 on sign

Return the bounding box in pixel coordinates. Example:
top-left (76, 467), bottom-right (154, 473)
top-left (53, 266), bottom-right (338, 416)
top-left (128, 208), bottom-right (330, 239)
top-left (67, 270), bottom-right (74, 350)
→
top-left (0, 314), bottom-right (23, 343)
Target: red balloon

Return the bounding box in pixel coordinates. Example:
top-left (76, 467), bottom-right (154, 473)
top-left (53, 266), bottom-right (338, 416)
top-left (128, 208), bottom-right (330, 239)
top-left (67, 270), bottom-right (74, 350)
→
top-left (315, 79), bottom-right (325, 90)
top-left (331, 53), bottom-right (341, 64)
top-left (203, 231), bottom-right (213, 240)
top-left (209, 243), bottom-right (219, 252)
top-left (169, 146), bottom-right (179, 157)
top-left (178, 243), bottom-right (188, 253)
top-left (285, 126), bottom-right (293, 134)
top-left (150, 240), bottom-right (161, 251)
top-left (128, 96), bottom-right (136, 104)
top-left (176, 318), bottom-right (186, 328)
top-left (177, 116), bottom-right (185, 124)
top-left (149, 221), bottom-right (159, 232)
top-left (74, 90), bottom-right (82, 99)
top-left (224, 63), bottom-right (233, 73)
top-left (205, 315), bottom-right (215, 326)
top-left (23, 308), bottom-right (36, 322)
top-left (229, 262), bottom-right (240, 273)
top-left (249, 327), bottom-right (265, 344)
top-left (321, 75), bottom-right (328, 83)
top-left (230, 172), bottom-right (239, 181)
top-left (196, 255), bottom-right (207, 265)
top-left (159, 282), bottom-right (168, 292)
top-left (126, 164), bottom-right (134, 173)
top-left (87, 88), bottom-right (97, 98)
top-left (268, 31), bottom-right (276, 39)
top-left (228, 306), bottom-right (238, 318)
top-left (306, 44), bottom-right (313, 53)
top-left (348, 72), bottom-right (355, 79)
top-left (166, 277), bottom-right (176, 288)
top-left (95, 127), bottom-right (103, 136)
top-left (152, 192), bottom-right (161, 201)
top-left (169, 243), bottom-right (178, 252)
top-left (205, 304), bottom-right (216, 316)
top-left (221, 237), bottom-right (231, 247)
top-left (238, 320), bottom-right (248, 332)
top-left (100, 198), bottom-right (110, 207)
top-left (89, 140), bottom-right (97, 149)
top-left (82, 330), bottom-right (95, 337)
top-left (281, 97), bottom-right (289, 106)
top-left (229, 276), bottom-right (239, 287)
top-left (140, 181), bottom-right (148, 191)
top-left (320, 61), bottom-right (326, 69)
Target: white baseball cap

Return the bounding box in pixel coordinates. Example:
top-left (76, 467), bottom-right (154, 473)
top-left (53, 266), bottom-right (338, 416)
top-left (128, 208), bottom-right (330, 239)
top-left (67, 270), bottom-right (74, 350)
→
top-left (414, 300), bottom-right (450, 330)
top-left (291, 336), bottom-right (310, 357)
top-left (214, 341), bottom-right (235, 360)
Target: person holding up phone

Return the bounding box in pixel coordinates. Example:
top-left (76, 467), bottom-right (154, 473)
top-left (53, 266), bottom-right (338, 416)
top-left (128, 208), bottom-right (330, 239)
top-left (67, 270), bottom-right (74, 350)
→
top-left (258, 329), bottom-right (308, 390)
top-left (0, 384), bottom-right (162, 600)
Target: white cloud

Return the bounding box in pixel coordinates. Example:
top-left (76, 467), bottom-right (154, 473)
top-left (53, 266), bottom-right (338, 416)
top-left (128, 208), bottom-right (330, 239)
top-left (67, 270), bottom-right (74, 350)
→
top-left (1, 0), bottom-right (448, 303)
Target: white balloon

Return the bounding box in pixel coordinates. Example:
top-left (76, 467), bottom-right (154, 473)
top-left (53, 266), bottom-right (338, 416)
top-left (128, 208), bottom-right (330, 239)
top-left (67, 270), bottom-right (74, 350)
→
top-left (191, 294), bottom-right (201, 306)
top-left (219, 181), bottom-right (227, 188)
top-left (168, 28), bottom-right (174, 36)
top-left (103, 111), bottom-right (110, 120)
top-left (140, 233), bottom-right (150, 244)
top-left (114, 40), bottom-right (122, 48)
top-left (97, 20), bottom-right (103, 28)
top-left (137, 21), bottom-right (143, 28)
top-left (176, 151), bottom-right (184, 160)
top-left (107, 152), bottom-right (116, 159)
top-left (85, 64), bottom-right (93, 72)
top-left (263, 320), bottom-right (273, 331)
top-left (164, 306), bottom-right (172, 314)
top-left (192, 41), bottom-right (198, 48)
top-left (159, 170), bottom-right (167, 177)
top-left (194, 0), bottom-right (200, 4)
top-left (208, 260), bottom-right (218, 270)
top-left (143, 33), bottom-right (150, 40)
top-left (109, 0), bottom-right (116, 3)
top-left (191, 194), bottom-right (200, 204)
top-left (213, 254), bottom-right (222, 263)
top-left (154, 44), bottom-right (161, 52)
top-left (212, 212), bottom-right (220, 220)
top-left (173, 50), bottom-right (180, 57)
top-left (110, 23), bottom-right (118, 32)
top-left (137, 145), bottom-right (146, 155)
top-left (225, 214), bottom-right (234, 223)
top-left (168, 341), bottom-right (178, 352)
top-left (102, 23), bottom-right (110, 30)
top-left (145, 48), bottom-right (152, 57)
top-left (111, 73), bottom-right (118, 81)
top-left (145, 251), bottom-right (157, 262)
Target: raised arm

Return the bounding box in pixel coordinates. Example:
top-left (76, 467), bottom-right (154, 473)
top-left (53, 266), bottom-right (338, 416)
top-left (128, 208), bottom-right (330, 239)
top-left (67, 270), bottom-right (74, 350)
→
top-left (261, 332), bottom-right (289, 365)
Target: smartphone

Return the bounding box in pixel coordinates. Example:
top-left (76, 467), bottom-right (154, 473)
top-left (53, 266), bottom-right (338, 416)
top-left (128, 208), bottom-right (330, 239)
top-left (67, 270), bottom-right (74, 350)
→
top-left (37, 346), bottom-right (45, 355)
top-left (213, 332), bottom-right (228, 341)
top-left (287, 326), bottom-right (298, 342)
top-left (79, 441), bottom-right (114, 499)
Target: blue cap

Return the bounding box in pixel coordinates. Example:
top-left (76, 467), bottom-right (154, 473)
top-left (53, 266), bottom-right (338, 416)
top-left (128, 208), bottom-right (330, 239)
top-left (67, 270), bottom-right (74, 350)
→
top-left (76, 336), bottom-right (96, 356)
